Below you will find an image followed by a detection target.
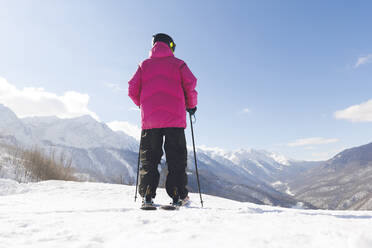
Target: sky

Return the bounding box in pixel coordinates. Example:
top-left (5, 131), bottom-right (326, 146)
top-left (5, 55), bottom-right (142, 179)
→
top-left (0, 0), bottom-right (372, 161)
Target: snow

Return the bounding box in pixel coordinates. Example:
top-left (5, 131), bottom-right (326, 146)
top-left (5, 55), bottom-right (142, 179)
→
top-left (1, 179), bottom-right (372, 248)
top-left (213, 147), bottom-right (292, 172)
top-left (196, 146), bottom-right (292, 179)
top-left (271, 181), bottom-right (283, 186)
top-left (272, 181), bottom-right (295, 196)
top-left (0, 178), bottom-right (19, 196)
top-left (285, 187), bottom-right (295, 196)
top-left (269, 152), bottom-right (290, 166)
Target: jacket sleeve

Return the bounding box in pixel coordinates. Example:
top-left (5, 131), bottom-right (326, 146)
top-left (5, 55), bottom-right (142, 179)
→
top-left (180, 63), bottom-right (198, 109)
top-left (128, 66), bottom-right (142, 107)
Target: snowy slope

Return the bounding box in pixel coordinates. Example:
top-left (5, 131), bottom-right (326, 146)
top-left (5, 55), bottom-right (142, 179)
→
top-left (1, 179), bottom-right (372, 248)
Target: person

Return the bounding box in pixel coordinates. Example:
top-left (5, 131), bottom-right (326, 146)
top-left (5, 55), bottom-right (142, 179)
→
top-left (128, 33), bottom-right (198, 207)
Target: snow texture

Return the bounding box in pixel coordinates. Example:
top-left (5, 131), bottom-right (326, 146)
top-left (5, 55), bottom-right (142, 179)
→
top-left (1, 179), bottom-right (372, 248)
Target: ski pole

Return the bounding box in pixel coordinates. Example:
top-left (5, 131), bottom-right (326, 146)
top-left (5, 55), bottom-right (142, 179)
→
top-left (134, 131), bottom-right (142, 202)
top-left (189, 112), bottom-right (203, 207)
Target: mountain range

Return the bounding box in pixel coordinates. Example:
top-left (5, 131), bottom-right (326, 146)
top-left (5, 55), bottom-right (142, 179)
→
top-left (0, 104), bottom-right (310, 208)
top-left (1, 103), bottom-right (372, 210)
top-left (288, 142), bottom-right (372, 210)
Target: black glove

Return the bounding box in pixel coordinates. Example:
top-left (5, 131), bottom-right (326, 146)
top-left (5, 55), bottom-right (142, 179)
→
top-left (187, 107), bottom-right (197, 115)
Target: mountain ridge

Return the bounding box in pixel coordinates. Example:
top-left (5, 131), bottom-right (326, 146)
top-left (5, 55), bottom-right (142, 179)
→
top-left (289, 142), bottom-right (372, 210)
top-left (0, 104), bottom-right (314, 208)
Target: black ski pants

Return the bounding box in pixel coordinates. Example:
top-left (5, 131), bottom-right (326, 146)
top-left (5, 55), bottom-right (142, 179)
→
top-left (139, 127), bottom-right (188, 199)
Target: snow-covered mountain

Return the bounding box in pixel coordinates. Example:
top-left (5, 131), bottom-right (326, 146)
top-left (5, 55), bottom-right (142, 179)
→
top-left (22, 115), bottom-right (138, 151)
top-left (289, 142), bottom-right (372, 210)
top-left (195, 146), bottom-right (319, 192)
top-left (0, 104), bottom-right (312, 207)
top-left (198, 147), bottom-right (293, 182)
top-left (0, 104), bottom-right (139, 184)
top-left (184, 149), bottom-right (302, 207)
top-left (0, 104), bottom-right (33, 145)
top-left (21, 115), bottom-right (140, 183)
top-left (1, 179), bottom-right (371, 248)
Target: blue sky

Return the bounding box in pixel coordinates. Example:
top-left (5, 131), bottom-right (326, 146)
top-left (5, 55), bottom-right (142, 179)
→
top-left (0, 0), bottom-right (372, 160)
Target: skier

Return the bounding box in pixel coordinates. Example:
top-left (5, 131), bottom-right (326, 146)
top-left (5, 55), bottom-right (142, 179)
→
top-left (128, 33), bottom-right (198, 208)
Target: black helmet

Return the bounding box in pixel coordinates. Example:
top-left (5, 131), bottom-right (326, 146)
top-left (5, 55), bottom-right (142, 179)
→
top-left (152, 33), bottom-right (176, 52)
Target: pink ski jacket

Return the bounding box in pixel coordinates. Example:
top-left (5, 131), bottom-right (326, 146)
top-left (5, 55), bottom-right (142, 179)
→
top-left (128, 42), bottom-right (198, 130)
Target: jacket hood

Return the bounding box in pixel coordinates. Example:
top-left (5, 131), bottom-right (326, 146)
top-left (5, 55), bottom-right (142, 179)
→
top-left (149, 42), bottom-right (174, 58)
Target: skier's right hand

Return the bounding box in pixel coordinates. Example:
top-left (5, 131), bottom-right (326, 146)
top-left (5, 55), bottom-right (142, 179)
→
top-left (187, 107), bottom-right (197, 115)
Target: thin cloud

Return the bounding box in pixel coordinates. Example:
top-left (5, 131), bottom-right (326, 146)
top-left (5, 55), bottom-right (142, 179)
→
top-left (198, 145), bottom-right (227, 154)
top-left (105, 82), bottom-right (126, 92)
top-left (238, 108), bottom-right (251, 114)
top-left (0, 77), bottom-right (99, 120)
top-left (288, 137), bottom-right (339, 147)
top-left (355, 54), bottom-right (372, 68)
top-left (107, 121), bottom-right (141, 140)
top-left (334, 99), bottom-right (372, 122)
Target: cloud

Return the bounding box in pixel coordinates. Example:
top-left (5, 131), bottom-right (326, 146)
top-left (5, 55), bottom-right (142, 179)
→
top-left (107, 121), bottom-right (141, 140)
top-left (334, 99), bottom-right (372, 122)
top-left (355, 54), bottom-right (372, 68)
top-left (288, 137), bottom-right (339, 147)
top-left (105, 82), bottom-right (126, 92)
top-left (238, 108), bottom-right (251, 114)
top-left (0, 77), bottom-right (99, 120)
top-left (198, 145), bottom-right (227, 154)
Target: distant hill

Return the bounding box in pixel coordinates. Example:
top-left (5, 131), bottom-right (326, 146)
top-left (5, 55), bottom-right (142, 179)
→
top-left (289, 142), bottom-right (372, 210)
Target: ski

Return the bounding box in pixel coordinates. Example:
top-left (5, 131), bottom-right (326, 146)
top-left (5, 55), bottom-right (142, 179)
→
top-left (140, 203), bottom-right (157, 210)
top-left (160, 196), bottom-right (190, 210)
top-left (140, 196), bottom-right (190, 210)
top-left (160, 204), bottom-right (179, 210)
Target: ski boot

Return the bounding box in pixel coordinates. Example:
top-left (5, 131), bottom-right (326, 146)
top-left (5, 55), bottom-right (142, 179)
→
top-left (140, 186), bottom-right (157, 210)
top-left (161, 188), bottom-right (189, 210)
